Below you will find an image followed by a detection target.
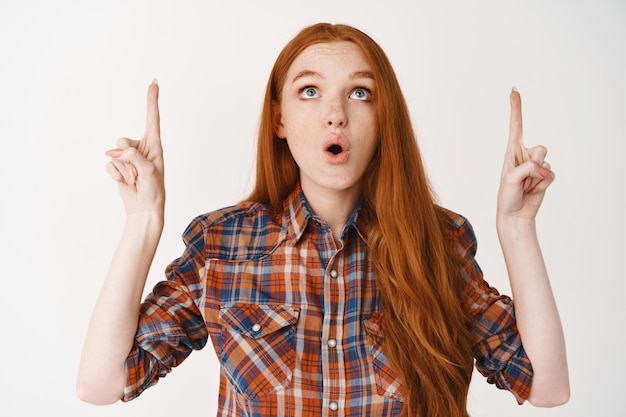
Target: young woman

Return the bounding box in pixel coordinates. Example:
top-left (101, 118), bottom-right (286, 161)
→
top-left (77, 23), bottom-right (569, 417)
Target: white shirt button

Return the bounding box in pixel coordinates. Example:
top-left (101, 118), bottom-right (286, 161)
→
top-left (327, 338), bottom-right (337, 348)
top-left (329, 401), bottom-right (339, 411)
top-left (251, 324), bottom-right (261, 332)
top-left (329, 269), bottom-right (338, 279)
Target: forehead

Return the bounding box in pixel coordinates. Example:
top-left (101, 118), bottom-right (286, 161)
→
top-left (287, 41), bottom-right (372, 77)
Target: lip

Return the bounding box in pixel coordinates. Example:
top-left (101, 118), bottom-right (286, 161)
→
top-left (322, 133), bottom-right (350, 164)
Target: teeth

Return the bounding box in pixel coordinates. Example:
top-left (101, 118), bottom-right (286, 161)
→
top-left (328, 144), bottom-right (342, 155)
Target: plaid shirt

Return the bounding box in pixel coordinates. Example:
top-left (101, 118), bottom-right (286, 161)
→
top-left (124, 184), bottom-right (532, 416)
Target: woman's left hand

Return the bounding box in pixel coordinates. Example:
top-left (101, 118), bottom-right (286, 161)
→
top-left (497, 88), bottom-right (555, 223)
top-left (495, 90), bottom-right (570, 407)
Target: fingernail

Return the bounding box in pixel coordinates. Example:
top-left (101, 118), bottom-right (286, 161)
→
top-left (512, 86), bottom-right (518, 92)
top-left (539, 167), bottom-right (552, 178)
top-left (105, 149), bottom-right (123, 158)
top-left (125, 173), bottom-right (136, 187)
top-left (128, 165), bottom-right (139, 186)
top-left (152, 78), bottom-right (158, 85)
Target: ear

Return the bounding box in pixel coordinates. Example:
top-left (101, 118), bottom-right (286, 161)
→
top-left (272, 101), bottom-right (286, 139)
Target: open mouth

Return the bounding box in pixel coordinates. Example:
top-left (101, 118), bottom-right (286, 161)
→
top-left (322, 134), bottom-right (350, 162)
top-left (327, 144), bottom-right (343, 155)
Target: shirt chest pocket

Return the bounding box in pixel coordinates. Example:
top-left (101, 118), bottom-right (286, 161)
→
top-left (363, 312), bottom-right (404, 401)
top-left (218, 303), bottom-right (300, 399)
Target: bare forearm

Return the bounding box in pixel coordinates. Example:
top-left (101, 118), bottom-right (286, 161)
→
top-left (77, 212), bottom-right (163, 404)
top-left (497, 218), bottom-right (569, 406)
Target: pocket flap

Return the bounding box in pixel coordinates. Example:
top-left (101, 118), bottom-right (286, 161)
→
top-left (220, 303), bottom-right (300, 339)
top-left (362, 311), bottom-right (385, 338)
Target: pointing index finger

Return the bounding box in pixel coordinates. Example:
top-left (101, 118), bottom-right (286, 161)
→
top-left (508, 87), bottom-right (527, 165)
top-left (145, 79), bottom-right (161, 142)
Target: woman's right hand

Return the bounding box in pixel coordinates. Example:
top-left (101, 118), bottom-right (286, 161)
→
top-left (105, 80), bottom-right (165, 216)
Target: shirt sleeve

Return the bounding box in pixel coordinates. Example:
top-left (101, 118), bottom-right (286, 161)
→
top-left (450, 212), bottom-right (533, 404)
top-left (123, 218), bottom-right (209, 401)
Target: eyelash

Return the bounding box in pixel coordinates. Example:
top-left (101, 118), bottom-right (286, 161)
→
top-left (298, 86), bottom-right (373, 101)
top-left (350, 87), bottom-right (372, 101)
top-left (300, 86), bottom-right (318, 98)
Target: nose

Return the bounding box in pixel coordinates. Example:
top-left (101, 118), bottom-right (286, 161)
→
top-left (326, 97), bottom-right (346, 127)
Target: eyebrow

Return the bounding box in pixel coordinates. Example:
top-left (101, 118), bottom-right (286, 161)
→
top-left (292, 70), bottom-right (375, 83)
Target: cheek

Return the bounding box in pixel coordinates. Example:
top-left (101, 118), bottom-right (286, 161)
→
top-left (361, 125), bottom-right (379, 151)
top-left (367, 141), bottom-right (379, 162)
top-left (280, 113), bottom-right (304, 139)
top-left (285, 137), bottom-right (308, 161)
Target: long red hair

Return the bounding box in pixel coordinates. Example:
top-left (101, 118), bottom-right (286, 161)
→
top-left (247, 23), bottom-right (474, 417)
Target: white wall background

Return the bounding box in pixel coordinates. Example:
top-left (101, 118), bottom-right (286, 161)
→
top-left (1, 0), bottom-right (624, 416)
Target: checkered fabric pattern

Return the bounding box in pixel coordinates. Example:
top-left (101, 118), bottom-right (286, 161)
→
top-left (123, 184), bottom-right (532, 416)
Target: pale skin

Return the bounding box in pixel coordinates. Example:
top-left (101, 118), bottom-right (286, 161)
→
top-left (497, 89), bottom-right (570, 406)
top-left (77, 45), bottom-right (569, 407)
top-left (76, 80), bottom-right (165, 404)
top-left (274, 42), bottom-right (379, 242)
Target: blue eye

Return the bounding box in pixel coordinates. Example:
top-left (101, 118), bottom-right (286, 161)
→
top-left (350, 87), bottom-right (371, 100)
top-left (300, 86), bottom-right (318, 98)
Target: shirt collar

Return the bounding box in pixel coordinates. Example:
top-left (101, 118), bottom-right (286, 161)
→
top-left (281, 183), bottom-right (367, 245)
